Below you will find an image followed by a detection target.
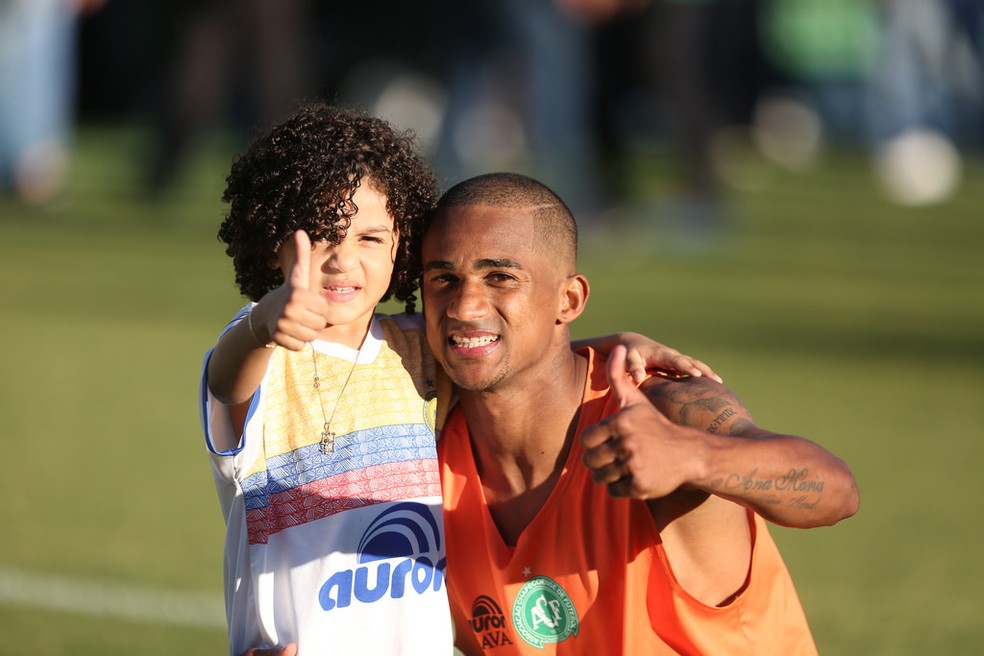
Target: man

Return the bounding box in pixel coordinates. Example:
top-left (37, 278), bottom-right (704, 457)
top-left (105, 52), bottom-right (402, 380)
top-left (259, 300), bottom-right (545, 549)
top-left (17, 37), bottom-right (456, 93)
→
top-left (422, 172), bottom-right (860, 654)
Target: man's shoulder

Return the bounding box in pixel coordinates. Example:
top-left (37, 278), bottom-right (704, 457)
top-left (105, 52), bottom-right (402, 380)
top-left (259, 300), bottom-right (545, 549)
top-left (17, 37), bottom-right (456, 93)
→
top-left (379, 311), bottom-right (425, 330)
top-left (374, 312), bottom-right (429, 351)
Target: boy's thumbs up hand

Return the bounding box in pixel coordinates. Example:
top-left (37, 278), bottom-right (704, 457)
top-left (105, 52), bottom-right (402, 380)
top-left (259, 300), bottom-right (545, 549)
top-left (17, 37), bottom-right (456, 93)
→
top-left (251, 231), bottom-right (331, 351)
top-left (289, 229), bottom-right (312, 291)
top-left (581, 345), bottom-right (700, 499)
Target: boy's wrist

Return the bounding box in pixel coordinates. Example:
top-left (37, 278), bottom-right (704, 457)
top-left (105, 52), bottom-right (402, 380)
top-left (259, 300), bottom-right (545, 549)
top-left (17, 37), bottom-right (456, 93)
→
top-left (247, 310), bottom-right (275, 349)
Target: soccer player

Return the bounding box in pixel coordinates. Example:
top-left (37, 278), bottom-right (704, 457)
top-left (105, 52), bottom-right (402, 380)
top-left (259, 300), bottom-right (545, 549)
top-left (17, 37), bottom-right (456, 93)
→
top-left (424, 172), bottom-right (860, 654)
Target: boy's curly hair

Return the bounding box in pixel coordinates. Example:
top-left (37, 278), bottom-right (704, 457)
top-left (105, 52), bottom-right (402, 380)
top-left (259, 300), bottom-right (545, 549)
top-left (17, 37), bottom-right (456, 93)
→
top-left (218, 103), bottom-right (438, 312)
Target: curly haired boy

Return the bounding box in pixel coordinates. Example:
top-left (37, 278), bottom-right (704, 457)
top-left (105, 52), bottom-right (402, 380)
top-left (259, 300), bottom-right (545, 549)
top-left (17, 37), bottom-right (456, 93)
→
top-left (200, 104), bottom-right (453, 655)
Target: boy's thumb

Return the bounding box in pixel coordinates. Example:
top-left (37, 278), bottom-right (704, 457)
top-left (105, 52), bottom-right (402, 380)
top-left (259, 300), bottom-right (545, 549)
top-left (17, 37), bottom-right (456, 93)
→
top-left (289, 230), bottom-right (311, 291)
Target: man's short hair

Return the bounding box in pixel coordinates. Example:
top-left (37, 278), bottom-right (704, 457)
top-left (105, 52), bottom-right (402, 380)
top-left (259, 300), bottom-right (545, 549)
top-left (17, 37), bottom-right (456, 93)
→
top-left (433, 172), bottom-right (578, 268)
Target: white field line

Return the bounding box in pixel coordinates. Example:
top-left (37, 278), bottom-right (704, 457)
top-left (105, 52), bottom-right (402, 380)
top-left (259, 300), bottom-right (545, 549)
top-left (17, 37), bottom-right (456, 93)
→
top-left (0, 566), bottom-right (225, 629)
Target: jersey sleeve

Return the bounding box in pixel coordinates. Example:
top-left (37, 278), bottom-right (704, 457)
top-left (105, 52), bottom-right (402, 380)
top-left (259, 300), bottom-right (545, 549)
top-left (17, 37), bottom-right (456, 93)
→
top-left (198, 303), bottom-right (256, 461)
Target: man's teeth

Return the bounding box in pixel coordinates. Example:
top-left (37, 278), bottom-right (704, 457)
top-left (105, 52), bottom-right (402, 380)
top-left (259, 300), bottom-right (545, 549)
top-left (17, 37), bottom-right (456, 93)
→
top-left (451, 335), bottom-right (499, 348)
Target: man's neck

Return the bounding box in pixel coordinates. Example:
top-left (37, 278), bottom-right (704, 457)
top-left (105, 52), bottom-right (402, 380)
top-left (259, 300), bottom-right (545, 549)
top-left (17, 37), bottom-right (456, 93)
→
top-left (457, 348), bottom-right (588, 544)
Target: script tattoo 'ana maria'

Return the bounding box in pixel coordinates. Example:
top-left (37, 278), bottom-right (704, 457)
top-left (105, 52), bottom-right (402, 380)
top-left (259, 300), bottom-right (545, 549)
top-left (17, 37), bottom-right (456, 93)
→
top-left (725, 468), bottom-right (825, 507)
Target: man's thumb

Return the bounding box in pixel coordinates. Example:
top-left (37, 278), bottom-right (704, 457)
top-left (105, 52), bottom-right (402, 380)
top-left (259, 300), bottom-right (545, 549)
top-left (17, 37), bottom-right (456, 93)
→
top-left (289, 230), bottom-right (311, 291)
top-left (607, 344), bottom-right (648, 408)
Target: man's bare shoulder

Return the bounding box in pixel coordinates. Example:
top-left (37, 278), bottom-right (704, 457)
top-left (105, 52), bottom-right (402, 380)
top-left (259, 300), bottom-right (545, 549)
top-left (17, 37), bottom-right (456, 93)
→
top-left (638, 370), bottom-right (755, 435)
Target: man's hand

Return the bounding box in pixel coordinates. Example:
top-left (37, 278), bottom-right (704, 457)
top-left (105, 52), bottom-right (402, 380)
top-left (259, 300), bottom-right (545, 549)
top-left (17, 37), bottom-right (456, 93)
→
top-left (253, 230), bottom-right (330, 351)
top-left (581, 345), bottom-right (705, 499)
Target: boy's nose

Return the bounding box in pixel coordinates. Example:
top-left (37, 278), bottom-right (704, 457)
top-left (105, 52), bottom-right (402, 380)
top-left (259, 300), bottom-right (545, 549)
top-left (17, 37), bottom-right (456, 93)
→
top-left (323, 241), bottom-right (356, 271)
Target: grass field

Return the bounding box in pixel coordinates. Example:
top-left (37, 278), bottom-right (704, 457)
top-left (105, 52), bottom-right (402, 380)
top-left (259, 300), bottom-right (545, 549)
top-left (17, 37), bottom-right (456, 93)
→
top-left (1, 125), bottom-right (982, 655)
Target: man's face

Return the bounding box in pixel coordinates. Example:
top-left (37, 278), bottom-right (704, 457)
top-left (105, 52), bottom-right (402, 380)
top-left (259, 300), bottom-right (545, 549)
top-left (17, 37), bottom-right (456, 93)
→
top-left (421, 204), bottom-right (570, 392)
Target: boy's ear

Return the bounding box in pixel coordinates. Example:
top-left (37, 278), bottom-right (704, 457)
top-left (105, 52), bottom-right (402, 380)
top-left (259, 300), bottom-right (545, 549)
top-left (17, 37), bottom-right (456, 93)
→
top-left (557, 273), bottom-right (589, 325)
top-left (268, 239), bottom-right (284, 270)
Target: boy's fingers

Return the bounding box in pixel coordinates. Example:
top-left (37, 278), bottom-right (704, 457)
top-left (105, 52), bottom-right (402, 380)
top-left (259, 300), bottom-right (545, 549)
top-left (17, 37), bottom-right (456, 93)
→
top-left (688, 358), bottom-right (722, 383)
top-left (624, 348), bottom-right (648, 384)
top-left (289, 230), bottom-right (311, 291)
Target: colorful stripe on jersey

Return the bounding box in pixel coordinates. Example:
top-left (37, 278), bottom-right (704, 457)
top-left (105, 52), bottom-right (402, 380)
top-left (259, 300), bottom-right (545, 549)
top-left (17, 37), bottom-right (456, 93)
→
top-left (243, 423), bottom-right (440, 544)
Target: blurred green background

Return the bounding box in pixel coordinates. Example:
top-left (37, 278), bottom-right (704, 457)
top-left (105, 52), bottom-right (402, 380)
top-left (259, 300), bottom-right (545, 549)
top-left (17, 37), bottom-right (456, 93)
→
top-left (1, 125), bottom-right (982, 655)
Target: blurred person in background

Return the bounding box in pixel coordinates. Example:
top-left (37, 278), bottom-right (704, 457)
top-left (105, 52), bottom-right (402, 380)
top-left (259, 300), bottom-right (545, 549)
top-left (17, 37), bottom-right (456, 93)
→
top-left (144, 0), bottom-right (312, 195)
top-left (868, 0), bottom-right (983, 147)
top-left (431, 0), bottom-right (608, 222)
top-left (432, 0), bottom-right (761, 249)
top-left (760, 0), bottom-right (878, 147)
top-left (596, 0), bottom-right (755, 247)
top-left (865, 0), bottom-right (984, 205)
top-left (0, 0), bottom-right (106, 206)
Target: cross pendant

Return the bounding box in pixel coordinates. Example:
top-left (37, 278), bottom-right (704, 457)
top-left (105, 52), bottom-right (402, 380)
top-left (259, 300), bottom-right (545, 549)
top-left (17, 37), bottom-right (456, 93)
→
top-left (320, 423), bottom-right (335, 454)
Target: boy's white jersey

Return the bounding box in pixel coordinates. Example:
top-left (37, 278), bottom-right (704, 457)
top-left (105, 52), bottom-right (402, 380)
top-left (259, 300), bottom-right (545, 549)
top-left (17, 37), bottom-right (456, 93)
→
top-left (199, 307), bottom-right (453, 655)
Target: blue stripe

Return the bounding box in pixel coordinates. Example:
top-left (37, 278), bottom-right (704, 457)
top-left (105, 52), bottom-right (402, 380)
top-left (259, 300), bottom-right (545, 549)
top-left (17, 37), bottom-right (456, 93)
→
top-left (241, 423), bottom-right (437, 511)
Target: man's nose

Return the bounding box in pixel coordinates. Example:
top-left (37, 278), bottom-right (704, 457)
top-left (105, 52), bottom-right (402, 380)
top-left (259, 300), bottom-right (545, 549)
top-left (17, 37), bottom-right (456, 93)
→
top-left (447, 279), bottom-right (489, 321)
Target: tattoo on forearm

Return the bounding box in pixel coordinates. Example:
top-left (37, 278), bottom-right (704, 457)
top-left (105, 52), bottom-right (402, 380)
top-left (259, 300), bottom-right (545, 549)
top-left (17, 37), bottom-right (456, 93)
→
top-left (724, 468), bottom-right (825, 509)
top-left (706, 408), bottom-right (736, 433)
top-left (726, 468), bottom-right (773, 493)
top-left (775, 468), bottom-right (824, 493)
top-left (788, 495), bottom-right (819, 510)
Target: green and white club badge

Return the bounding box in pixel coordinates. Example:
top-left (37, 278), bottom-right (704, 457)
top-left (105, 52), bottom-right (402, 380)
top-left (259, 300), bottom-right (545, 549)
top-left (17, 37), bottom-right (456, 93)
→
top-left (511, 576), bottom-right (580, 648)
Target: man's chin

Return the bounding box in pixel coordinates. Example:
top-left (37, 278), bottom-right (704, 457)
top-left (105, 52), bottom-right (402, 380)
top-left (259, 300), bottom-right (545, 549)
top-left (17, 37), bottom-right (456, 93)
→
top-left (446, 368), bottom-right (506, 394)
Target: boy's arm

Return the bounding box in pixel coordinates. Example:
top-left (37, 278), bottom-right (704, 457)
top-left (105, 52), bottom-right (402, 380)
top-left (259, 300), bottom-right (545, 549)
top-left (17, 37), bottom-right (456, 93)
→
top-left (206, 307), bottom-right (278, 405)
top-left (572, 332), bottom-right (721, 383)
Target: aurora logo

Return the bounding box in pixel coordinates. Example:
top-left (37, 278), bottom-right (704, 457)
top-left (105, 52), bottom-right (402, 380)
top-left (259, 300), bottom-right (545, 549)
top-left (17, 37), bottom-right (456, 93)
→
top-left (319, 502), bottom-right (446, 611)
top-left (468, 595), bottom-right (514, 649)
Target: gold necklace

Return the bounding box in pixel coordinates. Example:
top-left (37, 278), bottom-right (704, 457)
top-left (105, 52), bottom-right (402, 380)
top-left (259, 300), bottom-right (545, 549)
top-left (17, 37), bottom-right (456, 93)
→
top-left (311, 344), bottom-right (362, 455)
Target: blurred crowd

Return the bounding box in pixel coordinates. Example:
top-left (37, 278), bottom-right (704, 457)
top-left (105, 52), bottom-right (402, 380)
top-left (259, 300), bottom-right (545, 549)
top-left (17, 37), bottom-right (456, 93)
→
top-left (2, 0), bottom-right (982, 226)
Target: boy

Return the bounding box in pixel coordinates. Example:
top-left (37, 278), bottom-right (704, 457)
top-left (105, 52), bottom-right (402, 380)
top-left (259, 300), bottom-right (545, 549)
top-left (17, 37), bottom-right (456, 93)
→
top-left (200, 103), bottom-right (715, 655)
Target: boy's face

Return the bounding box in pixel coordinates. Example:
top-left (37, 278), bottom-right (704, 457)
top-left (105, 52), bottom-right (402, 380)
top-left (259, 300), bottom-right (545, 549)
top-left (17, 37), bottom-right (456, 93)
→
top-left (277, 182), bottom-right (397, 340)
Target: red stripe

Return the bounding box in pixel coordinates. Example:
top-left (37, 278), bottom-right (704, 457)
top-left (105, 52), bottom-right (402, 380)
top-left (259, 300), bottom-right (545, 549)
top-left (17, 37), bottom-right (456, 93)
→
top-left (246, 460), bottom-right (441, 544)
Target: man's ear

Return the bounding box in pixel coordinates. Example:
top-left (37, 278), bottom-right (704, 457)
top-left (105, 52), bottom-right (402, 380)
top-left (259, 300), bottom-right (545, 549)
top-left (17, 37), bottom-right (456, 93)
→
top-left (557, 273), bottom-right (589, 325)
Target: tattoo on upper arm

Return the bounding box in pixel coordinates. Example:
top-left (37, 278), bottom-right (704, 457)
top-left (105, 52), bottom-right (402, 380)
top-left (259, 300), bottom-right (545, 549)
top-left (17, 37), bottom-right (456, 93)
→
top-left (646, 379), bottom-right (736, 429)
top-left (706, 408), bottom-right (736, 433)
